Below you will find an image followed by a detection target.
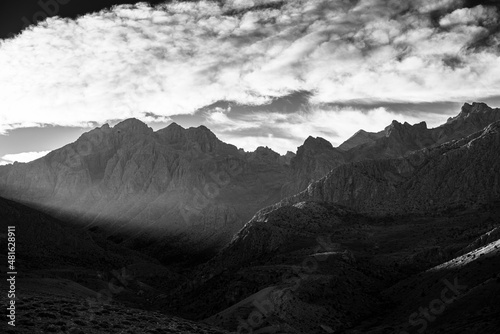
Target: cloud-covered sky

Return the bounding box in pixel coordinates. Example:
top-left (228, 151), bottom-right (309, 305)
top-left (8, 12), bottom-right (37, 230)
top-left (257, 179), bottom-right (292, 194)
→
top-left (1, 0), bottom-right (500, 158)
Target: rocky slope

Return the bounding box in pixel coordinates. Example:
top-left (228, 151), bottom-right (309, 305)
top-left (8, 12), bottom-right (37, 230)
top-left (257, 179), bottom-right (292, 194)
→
top-left (161, 200), bottom-right (500, 333)
top-left (359, 234), bottom-right (500, 334)
top-left (0, 196), bottom-right (231, 334)
top-left (276, 120), bottom-right (500, 216)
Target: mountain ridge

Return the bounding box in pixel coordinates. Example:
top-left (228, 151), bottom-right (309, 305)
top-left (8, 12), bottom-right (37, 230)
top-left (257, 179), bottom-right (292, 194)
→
top-left (1, 102), bottom-right (499, 261)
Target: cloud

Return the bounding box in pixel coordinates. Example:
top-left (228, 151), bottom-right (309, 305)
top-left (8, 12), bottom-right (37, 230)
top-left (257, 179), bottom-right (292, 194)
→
top-left (440, 5), bottom-right (498, 26)
top-left (0, 151), bottom-right (50, 165)
top-left (416, 0), bottom-right (464, 14)
top-left (0, 0), bottom-right (499, 137)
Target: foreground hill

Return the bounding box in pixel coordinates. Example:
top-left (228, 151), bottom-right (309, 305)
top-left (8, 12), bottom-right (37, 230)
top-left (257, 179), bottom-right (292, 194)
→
top-left (0, 196), bottom-right (231, 333)
top-left (159, 200), bottom-right (500, 333)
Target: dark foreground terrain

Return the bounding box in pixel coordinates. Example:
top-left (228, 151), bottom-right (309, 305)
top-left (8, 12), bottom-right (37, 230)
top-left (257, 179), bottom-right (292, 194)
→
top-left (1, 197), bottom-right (499, 333)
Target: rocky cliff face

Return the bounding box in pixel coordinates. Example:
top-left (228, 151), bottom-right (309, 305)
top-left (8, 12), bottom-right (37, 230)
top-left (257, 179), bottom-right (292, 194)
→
top-left (282, 136), bottom-right (346, 197)
top-left (263, 121), bottom-right (500, 218)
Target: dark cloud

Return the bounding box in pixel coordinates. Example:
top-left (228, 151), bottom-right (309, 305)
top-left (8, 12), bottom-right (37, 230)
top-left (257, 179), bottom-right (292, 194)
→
top-left (0, 0), bottom-right (172, 39)
top-left (223, 0), bottom-right (286, 16)
top-left (322, 101), bottom-right (463, 116)
top-left (196, 90), bottom-right (313, 115)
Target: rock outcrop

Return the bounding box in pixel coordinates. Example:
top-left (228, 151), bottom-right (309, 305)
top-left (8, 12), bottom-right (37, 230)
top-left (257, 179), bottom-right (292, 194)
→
top-left (282, 136), bottom-right (346, 197)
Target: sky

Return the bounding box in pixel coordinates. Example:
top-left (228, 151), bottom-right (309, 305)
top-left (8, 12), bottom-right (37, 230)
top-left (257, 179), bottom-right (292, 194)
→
top-left (1, 0), bottom-right (500, 164)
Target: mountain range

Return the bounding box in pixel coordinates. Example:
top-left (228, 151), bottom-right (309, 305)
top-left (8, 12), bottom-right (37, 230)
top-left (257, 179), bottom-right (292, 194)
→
top-left (1, 102), bottom-right (500, 333)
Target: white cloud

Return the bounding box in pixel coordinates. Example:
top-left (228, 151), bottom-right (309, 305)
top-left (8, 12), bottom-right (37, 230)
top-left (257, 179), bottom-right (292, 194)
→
top-left (416, 0), bottom-right (463, 14)
top-left (0, 151), bottom-right (50, 165)
top-left (0, 0), bottom-right (498, 135)
top-left (440, 5), bottom-right (498, 27)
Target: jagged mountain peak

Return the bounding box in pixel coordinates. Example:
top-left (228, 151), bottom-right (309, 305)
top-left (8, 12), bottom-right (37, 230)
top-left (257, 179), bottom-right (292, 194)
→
top-left (156, 122), bottom-right (220, 150)
top-left (114, 118), bottom-right (151, 133)
top-left (447, 102), bottom-right (497, 124)
top-left (385, 120), bottom-right (427, 135)
top-left (186, 124), bottom-right (218, 140)
top-left (185, 125), bottom-right (220, 152)
top-left (157, 123), bottom-right (216, 136)
top-left (338, 129), bottom-right (385, 151)
top-left (194, 124), bottom-right (211, 132)
top-left (301, 136), bottom-right (334, 151)
top-left (353, 129), bottom-right (369, 136)
top-left (156, 122), bottom-right (187, 142)
top-left (282, 134), bottom-right (345, 197)
top-left (248, 146), bottom-right (282, 163)
top-left (254, 146), bottom-right (279, 154)
top-left (164, 122), bottom-right (185, 130)
top-left (461, 102), bottom-right (492, 115)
